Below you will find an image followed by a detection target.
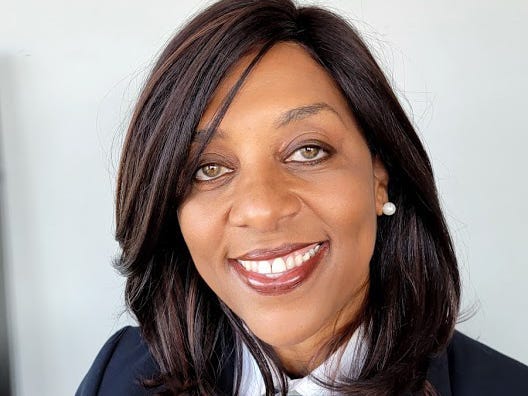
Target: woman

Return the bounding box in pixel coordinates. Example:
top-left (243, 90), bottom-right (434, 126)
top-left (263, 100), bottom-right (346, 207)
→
top-left (77, 0), bottom-right (528, 395)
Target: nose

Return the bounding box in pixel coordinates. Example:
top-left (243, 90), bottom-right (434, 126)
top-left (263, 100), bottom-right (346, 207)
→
top-left (227, 168), bottom-right (302, 231)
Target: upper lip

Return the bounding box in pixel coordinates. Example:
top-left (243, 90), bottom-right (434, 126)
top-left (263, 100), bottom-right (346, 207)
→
top-left (233, 241), bottom-right (322, 261)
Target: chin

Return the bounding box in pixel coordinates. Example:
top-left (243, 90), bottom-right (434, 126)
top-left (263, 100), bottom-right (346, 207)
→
top-left (243, 313), bottom-right (322, 349)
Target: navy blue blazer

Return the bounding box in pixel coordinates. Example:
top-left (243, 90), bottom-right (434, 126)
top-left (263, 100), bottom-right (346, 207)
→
top-left (76, 326), bottom-right (528, 395)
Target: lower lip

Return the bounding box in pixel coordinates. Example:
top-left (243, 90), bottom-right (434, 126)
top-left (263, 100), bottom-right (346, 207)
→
top-left (229, 241), bottom-right (329, 296)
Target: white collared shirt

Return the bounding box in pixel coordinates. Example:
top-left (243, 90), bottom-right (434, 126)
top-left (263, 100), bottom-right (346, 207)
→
top-left (237, 325), bottom-right (367, 395)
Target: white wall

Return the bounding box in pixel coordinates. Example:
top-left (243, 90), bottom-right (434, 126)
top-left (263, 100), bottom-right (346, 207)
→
top-left (0, 1), bottom-right (526, 395)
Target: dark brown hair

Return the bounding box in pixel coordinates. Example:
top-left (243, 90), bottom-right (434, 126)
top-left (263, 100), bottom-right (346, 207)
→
top-left (114, 0), bottom-right (461, 394)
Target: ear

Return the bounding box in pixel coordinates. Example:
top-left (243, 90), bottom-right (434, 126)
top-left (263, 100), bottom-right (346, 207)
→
top-left (372, 155), bottom-right (389, 216)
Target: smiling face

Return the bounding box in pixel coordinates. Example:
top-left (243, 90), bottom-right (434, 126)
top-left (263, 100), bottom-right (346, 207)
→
top-left (177, 42), bottom-right (389, 373)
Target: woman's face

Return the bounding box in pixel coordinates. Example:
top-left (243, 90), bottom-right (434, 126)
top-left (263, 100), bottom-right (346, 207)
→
top-left (178, 42), bottom-right (388, 368)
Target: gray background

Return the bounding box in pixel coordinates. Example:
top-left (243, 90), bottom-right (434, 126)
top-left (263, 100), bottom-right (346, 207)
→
top-left (0, 0), bottom-right (527, 395)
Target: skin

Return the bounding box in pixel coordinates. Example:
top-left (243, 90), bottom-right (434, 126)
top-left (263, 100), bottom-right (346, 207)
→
top-left (177, 42), bottom-right (389, 376)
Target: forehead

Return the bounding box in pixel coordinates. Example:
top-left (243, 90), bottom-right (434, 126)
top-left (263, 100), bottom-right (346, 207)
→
top-left (198, 42), bottom-right (353, 130)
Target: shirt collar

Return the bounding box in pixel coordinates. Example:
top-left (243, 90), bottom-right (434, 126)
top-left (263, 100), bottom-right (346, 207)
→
top-left (237, 324), bottom-right (367, 395)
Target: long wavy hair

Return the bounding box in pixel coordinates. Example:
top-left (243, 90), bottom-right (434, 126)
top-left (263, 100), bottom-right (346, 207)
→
top-left (113, 0), bottom-right (461, 394)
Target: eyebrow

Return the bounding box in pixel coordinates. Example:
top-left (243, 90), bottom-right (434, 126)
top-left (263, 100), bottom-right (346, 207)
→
top-left (193, 102), bottom-right (342, 142)
top-left (274, 102), bottom-right (342, 128)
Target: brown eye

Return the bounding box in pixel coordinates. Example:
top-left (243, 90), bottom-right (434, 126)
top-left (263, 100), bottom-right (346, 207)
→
top-left (202, 165), bottom-right (221, 177)
top-left (299, 146), bottom-right (320, 159)
top-left (194, 164), bottom-right (231, 181)
top-left (286, 145), bottom-right (328, 162)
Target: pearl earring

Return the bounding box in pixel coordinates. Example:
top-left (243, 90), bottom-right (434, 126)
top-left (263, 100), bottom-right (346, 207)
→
top-left (382, 202), bottom-right (396, 216)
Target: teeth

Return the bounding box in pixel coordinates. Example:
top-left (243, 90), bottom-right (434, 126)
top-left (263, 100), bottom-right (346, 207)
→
top-left (285, 256), bottom-right (295, 269)
top-left (237, 242), bottom-right (323, 275)
top-left (271, 257), bottom-right (286, 273)
top-left (257, 261), bottom-right (271, 274)
top-left (294, 254), bottom-right (304, 266)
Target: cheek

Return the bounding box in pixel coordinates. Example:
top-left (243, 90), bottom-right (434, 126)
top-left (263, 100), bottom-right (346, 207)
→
top-left (312, 163), bottom-right (377, 235)
top-left (178, 199), bottom-right (226, 286)
top-left (335, 188), bottom-right (377, 249)
top-left (312, 166), bottom-right (378, 272)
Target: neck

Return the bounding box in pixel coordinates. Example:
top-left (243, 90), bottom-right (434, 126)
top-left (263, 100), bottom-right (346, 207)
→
top-left (275, 325), bottom-right (360, 378)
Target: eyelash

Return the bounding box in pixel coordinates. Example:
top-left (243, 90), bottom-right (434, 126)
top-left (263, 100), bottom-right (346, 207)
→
top-left (194, 163), bottom-right (233, 182)
top-left (193, 143), bottom-right (331, 183)
top-left (285, 144), bottom-right (329, 164)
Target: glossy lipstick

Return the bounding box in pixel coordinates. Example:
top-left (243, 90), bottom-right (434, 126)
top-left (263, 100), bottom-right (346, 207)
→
top-left (229, 241), bottom-right (329, 295)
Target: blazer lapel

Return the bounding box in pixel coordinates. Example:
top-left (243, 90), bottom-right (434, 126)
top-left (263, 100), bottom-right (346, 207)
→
top-left (216, 344), bottom-right (454, 395)
top-left (425, 349), bottom-right (452, 396)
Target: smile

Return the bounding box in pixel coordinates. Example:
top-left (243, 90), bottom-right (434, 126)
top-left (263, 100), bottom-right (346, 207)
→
top-left (236, 242), bottom-right (322, 277)
top-left (229, 241), bottom-right (329, 295)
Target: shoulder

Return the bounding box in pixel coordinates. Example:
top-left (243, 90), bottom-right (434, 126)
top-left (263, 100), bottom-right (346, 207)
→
top-left (430, 330), bottom-right (528, 395)
top-left (76, 326), bottom-right (161, 396)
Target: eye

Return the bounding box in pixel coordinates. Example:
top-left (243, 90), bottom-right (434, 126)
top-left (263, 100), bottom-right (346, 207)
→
top-left (194, 163), bottom-right (232, 182)
top-left (286, 144), bottom-right (329, 163)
